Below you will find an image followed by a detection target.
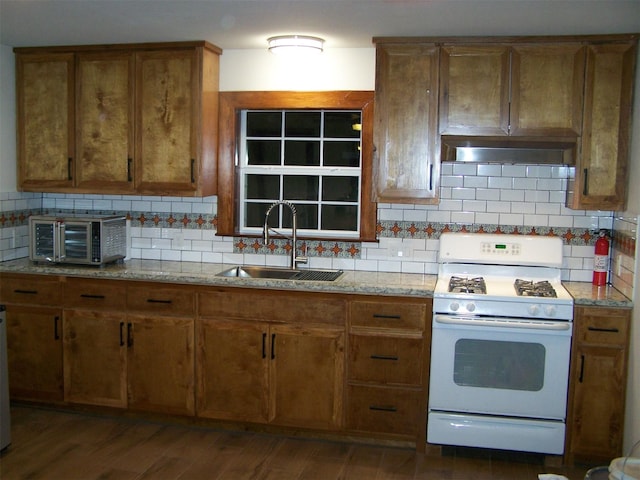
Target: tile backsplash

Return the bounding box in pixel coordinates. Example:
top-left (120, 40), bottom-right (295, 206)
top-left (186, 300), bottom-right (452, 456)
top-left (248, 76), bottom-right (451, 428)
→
top-left (1, 163), bottom-right (636, 291)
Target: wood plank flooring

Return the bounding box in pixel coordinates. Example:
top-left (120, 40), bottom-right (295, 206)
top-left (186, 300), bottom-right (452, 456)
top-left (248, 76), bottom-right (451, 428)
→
top-left (1, 406), bottom-right (595, 480)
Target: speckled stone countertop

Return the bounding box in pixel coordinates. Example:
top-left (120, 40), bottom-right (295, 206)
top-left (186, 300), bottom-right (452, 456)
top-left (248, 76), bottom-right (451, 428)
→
top-left (0, 258), bottom-right (437, 298)
top-left (0, 258), bottom-right (633, 306)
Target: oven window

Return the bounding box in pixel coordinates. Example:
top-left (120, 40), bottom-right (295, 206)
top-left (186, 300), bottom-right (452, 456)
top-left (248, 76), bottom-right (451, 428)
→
top-left (453, 339), bottom-right (545, 391)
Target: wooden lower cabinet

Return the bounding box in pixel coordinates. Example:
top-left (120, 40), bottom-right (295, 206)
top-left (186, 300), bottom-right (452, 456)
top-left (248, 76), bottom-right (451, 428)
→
top-left (5, 305), bottom-right (63, 401)
top-left (197, 289), bottom-right (346, 431)
top-left (566, 306), bottom-right (631, 463)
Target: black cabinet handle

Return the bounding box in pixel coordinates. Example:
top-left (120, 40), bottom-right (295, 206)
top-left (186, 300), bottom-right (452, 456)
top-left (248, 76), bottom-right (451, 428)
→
top-left (369, 405), bottom-right (397, 412)
top-left (579, 354), bottom-right (585, 383)
top-left (370, 354), bottom-right (399, 361)
top-left (127, 323), bottom-right (133, 347)
top-left (372, 314), bottom-right (401, 320)
top-left (271, 333), bottom-right (276, 360)
top-left (68, 158), bottom-right (73, 180)
top-left (127, 158), bottom-right (133, 182)
top-left (146, 299), bottom-right (172, 304)
top-left (262, 333), bottom-right (267, 359)
top-left (80, 294), bottom-right (106, 300)
top-left (587, 326), bottom-right (619, 333)
top-left (190, 159), bottom-right (195, 183)
top-left (429, 163), bottom-right (434, 191)
top-left (14, 289), bottom-right (37, 295)
top-left (54, 316), bottom-right (60, 340)
top-left (583, 168), bottom-right (589, 195)
top-left (119, 322), bottom-right (125, 347)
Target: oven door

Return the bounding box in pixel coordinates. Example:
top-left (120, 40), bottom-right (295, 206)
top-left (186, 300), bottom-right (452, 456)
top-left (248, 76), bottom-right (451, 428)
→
top-left (59, 221), bottom-right (93, 264)
top-left (428, 314), bottom-right (572, 421)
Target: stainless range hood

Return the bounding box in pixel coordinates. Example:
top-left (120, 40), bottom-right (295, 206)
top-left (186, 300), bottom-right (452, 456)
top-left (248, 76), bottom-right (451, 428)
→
top-left (441, 136), bottom-right (577, 165)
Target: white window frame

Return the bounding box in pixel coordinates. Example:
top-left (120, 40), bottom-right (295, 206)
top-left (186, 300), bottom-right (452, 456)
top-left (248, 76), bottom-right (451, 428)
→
top-left (238, 109), bottom-right (363, 238)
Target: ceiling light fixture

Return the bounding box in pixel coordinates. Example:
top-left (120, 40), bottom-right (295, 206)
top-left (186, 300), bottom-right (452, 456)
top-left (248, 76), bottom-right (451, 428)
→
top-left (267, 35), bottom-right (324, 55)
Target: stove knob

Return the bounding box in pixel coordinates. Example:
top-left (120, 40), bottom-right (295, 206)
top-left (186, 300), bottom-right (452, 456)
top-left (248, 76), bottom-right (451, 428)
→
top-left (528, 304), bottom-right (540, 316)
top-left (544, 305), bottom-right (557, 317)
top-left (450, 302), bottom-right (460, 312)
top-left (466, 303), bottom-right (476, 313)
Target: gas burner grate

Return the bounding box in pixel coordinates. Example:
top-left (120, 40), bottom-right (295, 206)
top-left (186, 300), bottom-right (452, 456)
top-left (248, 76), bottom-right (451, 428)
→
top-left (448, 276), bottom-right (487, 294)
top-left (514, 279), bottom-right (557, 298)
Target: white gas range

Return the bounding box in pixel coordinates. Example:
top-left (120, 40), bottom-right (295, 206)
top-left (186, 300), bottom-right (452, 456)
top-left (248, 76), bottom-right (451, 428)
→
top-left (428, 233), bottom-right (574, 455)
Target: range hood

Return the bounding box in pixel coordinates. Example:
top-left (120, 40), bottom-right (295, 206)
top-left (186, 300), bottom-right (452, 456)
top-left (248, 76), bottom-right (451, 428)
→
top-left (441, 136), bottom-right (577, 165)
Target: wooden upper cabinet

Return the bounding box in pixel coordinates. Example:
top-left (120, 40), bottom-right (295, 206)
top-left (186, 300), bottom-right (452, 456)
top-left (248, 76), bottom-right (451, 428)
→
top-left (76, 52), bottom-right (135, 192)
top-left (567, 41), bottom-right (637, 211)
top-left (439, 45), bottom-right (510, 135)
top-left (373, 43), bottom-right (440, 204)
top-left (511, 44), bottom-right (585, 136)
top-left (16, 53), bottom-right (75, 190)
top-left (440, 43), bottom-right (585, 137)
top-left (14, 41), bottom-right (220, 196)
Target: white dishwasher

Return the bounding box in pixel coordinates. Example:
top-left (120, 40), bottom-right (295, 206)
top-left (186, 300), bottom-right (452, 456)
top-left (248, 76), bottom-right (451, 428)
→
top-left (0, 304), bottom-right (10, 451)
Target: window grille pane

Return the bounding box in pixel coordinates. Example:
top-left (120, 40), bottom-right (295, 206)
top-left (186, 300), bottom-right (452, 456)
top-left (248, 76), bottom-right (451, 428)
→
top-left (285, 112), bottom-right (321, 137)
top-left (246, 174), bottom-right (280, 200)
top-left (324, 141), bottom-right (361, 167)
top-left (321, 205), bottom-right (358, 231)
top-left (247, 140), bottom-right (281, 165)
top-left (324, 112), bottom-right (361, 138)
top-left (284, 140), bottom-right (320, 166)
top-left (294, 204), bottom-right (319, 229)
top-left (245, 202), bottom-right (272, 228)
top-left (246, 111), bottom-right (282, 137)
top-left (322, 177), bottom-right (359, 202)
top-left (284, 175), bottom-right (319, 201)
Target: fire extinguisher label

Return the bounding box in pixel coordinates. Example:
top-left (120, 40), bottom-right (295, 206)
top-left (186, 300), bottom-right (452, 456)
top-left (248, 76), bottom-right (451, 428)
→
top-left (594, 254), bottom-right (608, 272)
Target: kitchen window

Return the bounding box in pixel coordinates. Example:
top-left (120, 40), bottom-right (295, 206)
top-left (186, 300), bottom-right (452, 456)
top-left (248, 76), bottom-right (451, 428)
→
top-left (217, 91), bottom-right (377, 241)
top-left (239, 109), bottom-right (362, 237)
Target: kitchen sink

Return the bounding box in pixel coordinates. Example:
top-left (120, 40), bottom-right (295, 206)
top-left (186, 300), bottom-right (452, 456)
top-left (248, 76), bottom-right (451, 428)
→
top-left (216, 266), bottom-right (344, 282)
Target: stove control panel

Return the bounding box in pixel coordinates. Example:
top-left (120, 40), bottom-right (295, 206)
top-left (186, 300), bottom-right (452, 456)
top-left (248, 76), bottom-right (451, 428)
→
top-left (481, 241), bottom-right (521, 257)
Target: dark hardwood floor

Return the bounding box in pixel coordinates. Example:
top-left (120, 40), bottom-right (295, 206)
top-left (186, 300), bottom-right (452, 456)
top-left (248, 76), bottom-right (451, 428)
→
top-left (0, 406), bottom-right (595, 479)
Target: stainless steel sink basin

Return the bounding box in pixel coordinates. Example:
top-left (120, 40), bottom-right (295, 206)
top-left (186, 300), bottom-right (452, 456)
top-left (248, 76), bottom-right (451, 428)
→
top-left (216, 266), bottom-right (344, 282)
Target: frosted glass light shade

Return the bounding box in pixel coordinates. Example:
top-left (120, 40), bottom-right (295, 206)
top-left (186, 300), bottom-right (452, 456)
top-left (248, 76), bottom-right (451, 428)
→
top-left (268, 35), bottom-right (324, 55)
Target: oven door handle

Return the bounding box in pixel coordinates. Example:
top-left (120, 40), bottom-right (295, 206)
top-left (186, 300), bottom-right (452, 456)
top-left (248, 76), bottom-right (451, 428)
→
top-left (434, 315), bottom-right (571, 331)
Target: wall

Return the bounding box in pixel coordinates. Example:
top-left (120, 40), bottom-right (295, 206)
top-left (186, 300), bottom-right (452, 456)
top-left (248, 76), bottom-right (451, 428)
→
top-left (1, 43), bottom-right (639, 450)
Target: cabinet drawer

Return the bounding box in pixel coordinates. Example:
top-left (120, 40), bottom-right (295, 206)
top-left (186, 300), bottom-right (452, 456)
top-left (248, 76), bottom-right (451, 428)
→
top-left (199, 289), bottom-right (346, 325)
top-left (0, 274), bottom-right (61, 305)
top-left (127, 283), bottom-right (195, 316)
top-left (350, 300), bottom-right (426, 330)
top-left (349, 334), bottom-right (424, 386)
top-left (347, 385), bottom-right (422, 436)
top-left (575, 307), bottom-right (630, 346)
top-left (63, 278), bottom-right (127, 310)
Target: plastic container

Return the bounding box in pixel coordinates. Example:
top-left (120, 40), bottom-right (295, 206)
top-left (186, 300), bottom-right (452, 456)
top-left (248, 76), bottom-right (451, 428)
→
top-left (584, 466), bottom-right (610, 480)
top-left (609, 440), bottom-right (640, 480)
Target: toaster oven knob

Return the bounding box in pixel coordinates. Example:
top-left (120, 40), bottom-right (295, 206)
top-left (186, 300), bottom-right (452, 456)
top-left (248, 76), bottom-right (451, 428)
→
top-left (528, 304), bottom-right (540, 316)
top-left (544, 305), bottom-right (557, 317)
top-left (450, 302), bottom-right (460, 312)
top-left (466, 303), bottom-right (476, 312)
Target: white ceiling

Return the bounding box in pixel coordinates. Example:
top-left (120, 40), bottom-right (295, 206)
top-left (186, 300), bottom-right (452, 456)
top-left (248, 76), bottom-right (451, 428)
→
top-left (1, 0), bottom-right (639, 51)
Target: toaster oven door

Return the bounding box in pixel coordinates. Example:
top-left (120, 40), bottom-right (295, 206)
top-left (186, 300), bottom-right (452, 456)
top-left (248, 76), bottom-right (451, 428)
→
top-left (59, 221), bottom-right (92, 264)
top-left (30, 220), bottom-right (60, 262)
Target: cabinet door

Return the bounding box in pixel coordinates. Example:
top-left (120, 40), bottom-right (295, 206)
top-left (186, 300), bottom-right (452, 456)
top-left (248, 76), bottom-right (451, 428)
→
top-left (127, 314), bottom-right (195, 415)
top-left (373, 44), bottom-right (439, 203)
top-left (511, 44), bottom-right (585, 136)
top-left (135, 49), bottom-right (197, 194)
top-left (569, 343), bottom-right (626, 461)
top-left (196, 319), bottom-right (269, 423)
top-left (76, 52), bottom-right (135, 192)
top-left (5, 305), bottom-right (63, 401)
top-left (63, 310), bottom-right (127, 408)
top-left (439, 45), bottom-right (510, 135)
top-left (269, 324), bottom-right (344, 430)
top-left (567, 42), bottom-right (637, 210)
top-left (16, 53), bottom-right (74, 190)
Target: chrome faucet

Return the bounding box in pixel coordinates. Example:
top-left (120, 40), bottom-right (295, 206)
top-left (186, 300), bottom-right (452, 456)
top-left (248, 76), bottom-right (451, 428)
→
top-left (263, 200), bottom-right (308, 270)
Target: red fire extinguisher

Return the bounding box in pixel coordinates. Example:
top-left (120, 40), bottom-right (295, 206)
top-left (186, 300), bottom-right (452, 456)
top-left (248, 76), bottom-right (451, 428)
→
top-left (593, 230), bottom-right (610, 286)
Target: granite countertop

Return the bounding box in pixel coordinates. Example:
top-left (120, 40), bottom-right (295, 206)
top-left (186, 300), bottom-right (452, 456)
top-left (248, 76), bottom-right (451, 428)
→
top-left (0, 258), bottom-right (633, 307)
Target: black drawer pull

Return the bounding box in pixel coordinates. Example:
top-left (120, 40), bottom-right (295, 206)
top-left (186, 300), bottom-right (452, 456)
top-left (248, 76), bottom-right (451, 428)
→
top-left (369, 405), bottom-right (397, 412)
top-left (579, 354), bottom-right (585, 383)
top-left (372, 314), bottom-right (401, 320)
top-left (262, 333), bottom-right (267, 359)
top-left (146, 299), bottom-right (172, 304)
top-left (271, 333), bottom-right (276, 359)
top-left (370, 354), bottom-right (399, 361)
top-left (80, 294), bottom-right (106, 300)
top-left (54, 316), bottom-right (60, 340)
top-left (587, 326), bottom-right (619, 333)
top-left (14, 289), bottom-right (38, 295)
